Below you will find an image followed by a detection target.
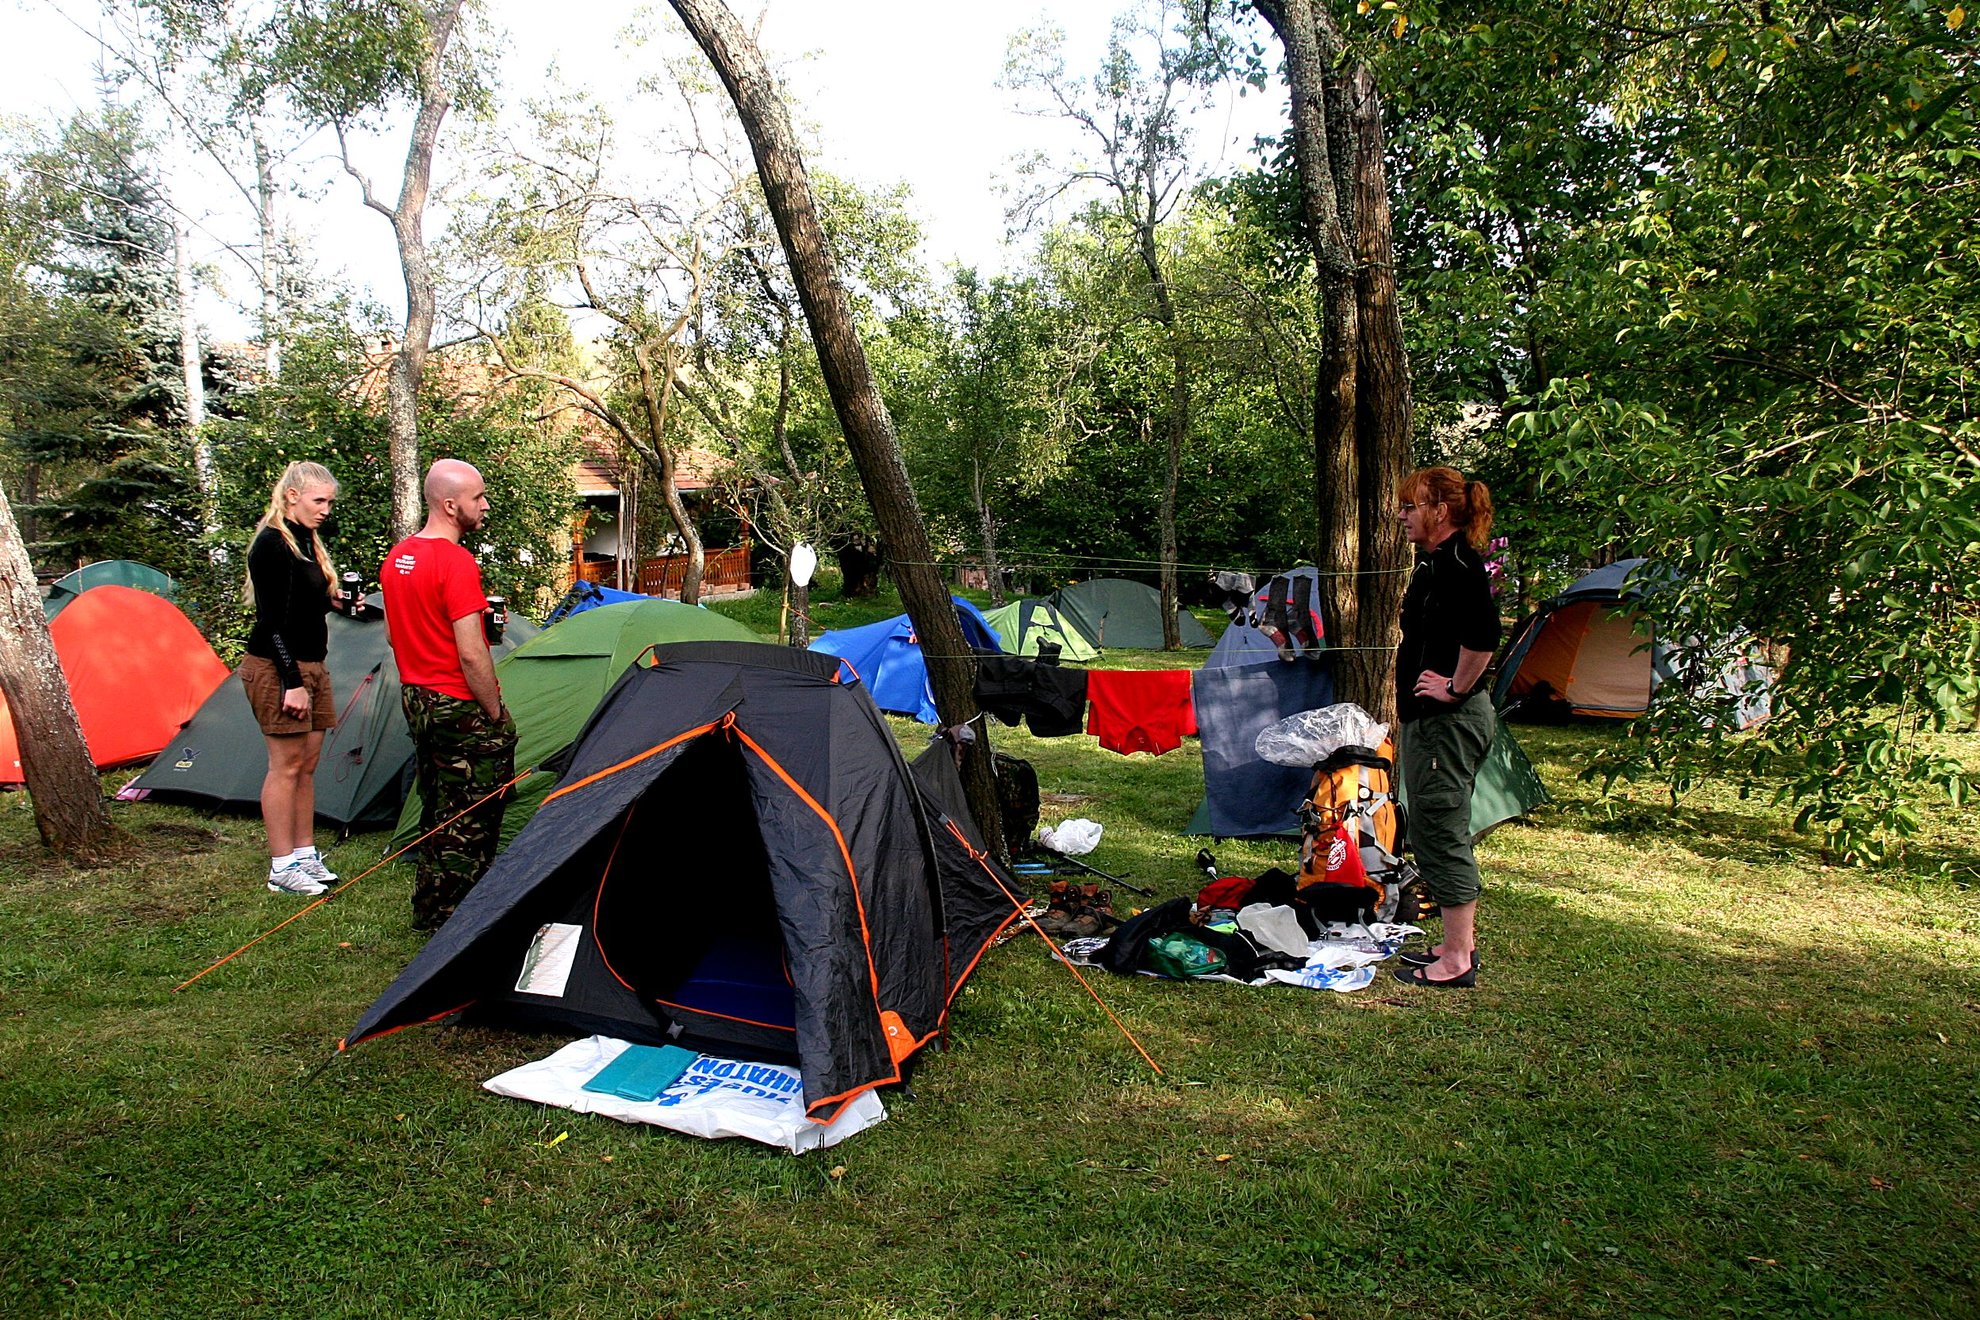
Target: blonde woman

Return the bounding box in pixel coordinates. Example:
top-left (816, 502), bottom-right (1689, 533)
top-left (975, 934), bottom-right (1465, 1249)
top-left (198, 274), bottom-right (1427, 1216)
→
top-left (241, 461), bottom-right (341, 895)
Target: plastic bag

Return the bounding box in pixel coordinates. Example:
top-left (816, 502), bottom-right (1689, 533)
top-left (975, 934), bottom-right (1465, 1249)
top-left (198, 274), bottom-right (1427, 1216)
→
top-left (1143, 932), bottom-right (1228, 979)
top-left (1035, 817), bottom-right (1103, 856)
top-left (1255, 703), bottom-right (1390, 768)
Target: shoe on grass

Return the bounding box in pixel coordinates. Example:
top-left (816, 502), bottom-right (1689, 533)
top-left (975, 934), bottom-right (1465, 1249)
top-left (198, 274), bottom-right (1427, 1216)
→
top-left (266, 863), bottom-right (327, 896)
top-left (295, 854), bottom-right (339, 885)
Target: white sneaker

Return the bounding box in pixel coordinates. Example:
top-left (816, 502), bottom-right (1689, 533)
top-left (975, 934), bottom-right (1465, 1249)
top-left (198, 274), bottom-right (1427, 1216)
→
top-left (295, 854), bottom-right (339, 885)
top-left (267, 863), bottom-right (327, 896)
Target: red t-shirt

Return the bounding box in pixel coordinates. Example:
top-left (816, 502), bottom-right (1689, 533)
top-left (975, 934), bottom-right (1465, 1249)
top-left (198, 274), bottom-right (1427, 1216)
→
top-left (381, 535), bottom-right (488, 700)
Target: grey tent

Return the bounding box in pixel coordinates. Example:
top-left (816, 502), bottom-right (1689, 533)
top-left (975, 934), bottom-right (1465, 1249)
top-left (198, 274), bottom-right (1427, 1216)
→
top-left (129, 596), bottom-right (536, 827)
top-left (343, 643), bottom-right (1022, 1123)
top-left (45, 559), bottom-right (175, 619)
top-left (1048, 578), bottom-right (1213, 650)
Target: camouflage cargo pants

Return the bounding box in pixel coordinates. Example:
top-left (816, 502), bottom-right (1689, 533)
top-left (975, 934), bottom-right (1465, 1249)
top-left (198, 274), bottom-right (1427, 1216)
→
top-left (401, 685), bottom-right (517, 931)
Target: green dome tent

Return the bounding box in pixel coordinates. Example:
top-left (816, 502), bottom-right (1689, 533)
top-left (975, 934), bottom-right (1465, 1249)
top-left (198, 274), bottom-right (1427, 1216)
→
top-left (1049, 578), bottom-right (1213, 650)
top-left (45, 559), bottom-right (175, 619)
top-left (980, 597), bottom-right (1100, 662)
top-left (393, 598), bottom-right (765, 849)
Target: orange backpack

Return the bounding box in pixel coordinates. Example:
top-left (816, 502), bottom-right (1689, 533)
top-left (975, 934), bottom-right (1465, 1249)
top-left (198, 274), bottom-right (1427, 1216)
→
top-left (1295, 740), bottom-right (1407, 921)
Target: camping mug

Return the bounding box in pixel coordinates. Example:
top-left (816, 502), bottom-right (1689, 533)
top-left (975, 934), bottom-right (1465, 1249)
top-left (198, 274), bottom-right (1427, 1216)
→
top-left (340, 572), bottom-right (362, 615)
top-left (484, 596), bottom-right (507, 645)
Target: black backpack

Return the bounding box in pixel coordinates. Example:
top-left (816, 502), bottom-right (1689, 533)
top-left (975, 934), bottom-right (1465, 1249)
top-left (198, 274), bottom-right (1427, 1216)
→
top-left (993, 752), bottom-right (1040, 859)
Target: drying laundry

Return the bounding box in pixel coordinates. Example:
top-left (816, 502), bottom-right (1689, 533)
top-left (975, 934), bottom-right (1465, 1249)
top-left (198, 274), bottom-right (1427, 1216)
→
top-left (974, 652), bottom-right (1090, 737)
top-left (1085, 669), bottom-right (1197, 756)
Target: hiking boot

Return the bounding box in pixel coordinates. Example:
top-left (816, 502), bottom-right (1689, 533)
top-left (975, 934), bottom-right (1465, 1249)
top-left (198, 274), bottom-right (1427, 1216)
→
top-left (295, 854), bottom-right (339, 886)
top-left (267, 863), bottom-right (327, 896)
top-left (1034, 880), bottom-right (1078, 934)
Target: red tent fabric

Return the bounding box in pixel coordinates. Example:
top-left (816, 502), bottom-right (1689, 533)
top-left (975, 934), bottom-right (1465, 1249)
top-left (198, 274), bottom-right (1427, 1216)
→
top-left (1, 585), bottom-right (231, 784)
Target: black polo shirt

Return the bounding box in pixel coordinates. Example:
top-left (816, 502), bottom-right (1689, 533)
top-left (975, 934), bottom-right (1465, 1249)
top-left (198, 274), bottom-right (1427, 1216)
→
top-left (1395, 532), bottom-right (1500, 724)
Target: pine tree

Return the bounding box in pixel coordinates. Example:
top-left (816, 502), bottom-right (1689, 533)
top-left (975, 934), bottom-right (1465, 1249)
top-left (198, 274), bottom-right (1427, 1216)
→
top-left (9, 105), bottom-right (198, 571)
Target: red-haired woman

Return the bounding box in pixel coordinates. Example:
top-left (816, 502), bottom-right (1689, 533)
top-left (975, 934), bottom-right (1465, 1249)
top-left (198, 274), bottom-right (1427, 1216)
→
top-left (1391, 466), bottom-right (1500, 988)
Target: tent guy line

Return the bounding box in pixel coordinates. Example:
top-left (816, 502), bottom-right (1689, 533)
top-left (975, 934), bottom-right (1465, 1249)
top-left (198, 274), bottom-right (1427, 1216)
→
top-left (172, 765), bottom-right (538, 994)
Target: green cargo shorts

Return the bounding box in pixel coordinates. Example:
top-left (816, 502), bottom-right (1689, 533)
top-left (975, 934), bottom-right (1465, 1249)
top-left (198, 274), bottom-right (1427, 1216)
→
top-left (1398, 691), bottom-right (1497, 907)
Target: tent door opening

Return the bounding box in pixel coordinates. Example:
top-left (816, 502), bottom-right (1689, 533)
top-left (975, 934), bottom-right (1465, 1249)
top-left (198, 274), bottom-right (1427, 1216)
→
top-left (591, 732), bottom-right (799, 1062)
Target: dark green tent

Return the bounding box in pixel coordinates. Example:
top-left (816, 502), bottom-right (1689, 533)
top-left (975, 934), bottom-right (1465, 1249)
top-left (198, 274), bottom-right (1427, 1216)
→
top-left (128, 597), bottom-right (537, 828)
top-left (45, 560), bottom-right (175, 619)
top-left (392, 598), bottom-right (765, 848)
top-left (1049, 578), bottom-right (1213, 650)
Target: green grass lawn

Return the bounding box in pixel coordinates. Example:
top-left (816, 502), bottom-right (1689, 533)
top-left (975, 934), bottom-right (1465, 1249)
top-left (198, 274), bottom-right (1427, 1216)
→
top-left (2, 670), bottom-right (1977, 1316)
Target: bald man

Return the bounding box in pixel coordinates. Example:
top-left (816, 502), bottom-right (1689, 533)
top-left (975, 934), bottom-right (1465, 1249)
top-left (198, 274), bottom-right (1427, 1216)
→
top-left (381, 459), bottom-right (517, 932)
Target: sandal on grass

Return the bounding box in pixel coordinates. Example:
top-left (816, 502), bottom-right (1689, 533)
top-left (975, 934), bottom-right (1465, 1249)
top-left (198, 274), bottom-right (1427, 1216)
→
top-left (1397, 948), bottom-right (1480, 970)
top-left (1392, 955), bottom-right (1476, 989)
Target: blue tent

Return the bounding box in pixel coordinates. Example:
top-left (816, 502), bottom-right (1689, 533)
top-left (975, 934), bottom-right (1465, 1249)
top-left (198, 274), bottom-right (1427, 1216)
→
top-left (809, 598), bottom-right (1000, 722)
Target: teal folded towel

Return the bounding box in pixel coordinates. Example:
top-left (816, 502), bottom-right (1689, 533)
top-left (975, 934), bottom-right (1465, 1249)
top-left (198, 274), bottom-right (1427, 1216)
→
top-left (582, 1044), bottom-right (697, 1101)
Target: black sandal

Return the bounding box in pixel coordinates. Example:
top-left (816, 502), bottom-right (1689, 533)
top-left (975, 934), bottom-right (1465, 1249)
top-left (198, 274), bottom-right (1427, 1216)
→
top-left (1392, 954), bottom-right (1477, 988)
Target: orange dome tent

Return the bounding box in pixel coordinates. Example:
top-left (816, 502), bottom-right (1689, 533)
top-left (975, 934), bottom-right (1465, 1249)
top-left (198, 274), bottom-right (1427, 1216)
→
top-left (1, 585), bottom-right (230, 784)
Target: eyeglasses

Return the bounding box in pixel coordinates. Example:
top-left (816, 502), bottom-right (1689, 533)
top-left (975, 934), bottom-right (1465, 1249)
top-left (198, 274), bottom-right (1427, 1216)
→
top-left (1398, 502), bottom-right (1421, 513)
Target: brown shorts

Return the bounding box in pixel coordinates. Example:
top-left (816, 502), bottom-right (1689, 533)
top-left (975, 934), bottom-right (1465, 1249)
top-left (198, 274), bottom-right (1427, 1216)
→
top-left (240, 655), bottom-right (336, 735)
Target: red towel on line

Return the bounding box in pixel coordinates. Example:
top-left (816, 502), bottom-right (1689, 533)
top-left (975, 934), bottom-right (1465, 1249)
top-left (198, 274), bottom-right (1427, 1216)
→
top-left (1085, 669), bottom-right (1196, 756)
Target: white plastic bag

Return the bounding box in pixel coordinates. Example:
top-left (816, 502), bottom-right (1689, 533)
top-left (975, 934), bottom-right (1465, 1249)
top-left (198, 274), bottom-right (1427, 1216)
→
top-left (1254, 702), bottom-right (1390, 768)
top-left (1034, 817), bottom-right (1103, 856)
top-left (483, 1036), bottom-right (886, 1153)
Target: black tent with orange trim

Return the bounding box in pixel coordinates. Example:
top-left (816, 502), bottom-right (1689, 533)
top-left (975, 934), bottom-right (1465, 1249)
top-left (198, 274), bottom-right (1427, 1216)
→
top-left (344, 642), bottom-right (1022, 1123)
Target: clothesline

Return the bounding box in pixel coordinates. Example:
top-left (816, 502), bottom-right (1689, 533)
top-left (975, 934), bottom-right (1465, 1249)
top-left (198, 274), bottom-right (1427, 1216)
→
top-left (878, 554), bottom-right (1415, 579)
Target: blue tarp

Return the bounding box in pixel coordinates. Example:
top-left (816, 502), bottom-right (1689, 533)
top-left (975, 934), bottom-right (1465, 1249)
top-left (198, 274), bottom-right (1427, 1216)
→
top-left (545, 581), bottom-right (650, 626)
top-left (809, 598), bottom-right (1001, 722)
top-left (1187, 657), bottom-right (1337, 837)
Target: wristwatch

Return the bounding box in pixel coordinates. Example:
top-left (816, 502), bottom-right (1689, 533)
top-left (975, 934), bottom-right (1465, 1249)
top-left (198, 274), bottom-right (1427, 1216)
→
top-left (1446, 678), bottom-right (1460, 699)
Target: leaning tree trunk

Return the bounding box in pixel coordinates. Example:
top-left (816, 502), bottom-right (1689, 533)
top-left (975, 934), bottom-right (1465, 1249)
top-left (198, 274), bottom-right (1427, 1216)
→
top-left (668, 0), bottom-right (1003, 856)
top-left (0, 480), bottom-right (116, 858)
top-left (1348, 65), bottom-right (1410, 725)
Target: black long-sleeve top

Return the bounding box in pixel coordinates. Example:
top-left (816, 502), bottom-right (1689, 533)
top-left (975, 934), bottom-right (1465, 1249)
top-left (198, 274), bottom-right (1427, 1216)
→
top-left (1395, 531), bottom-right (1501, 724)
top-left (246, 521), bottom-right (330, 689)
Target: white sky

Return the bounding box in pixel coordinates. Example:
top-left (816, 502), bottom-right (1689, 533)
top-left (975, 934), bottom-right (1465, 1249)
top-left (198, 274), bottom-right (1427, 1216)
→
top-left (1, 0), bottom-right (1287, 337)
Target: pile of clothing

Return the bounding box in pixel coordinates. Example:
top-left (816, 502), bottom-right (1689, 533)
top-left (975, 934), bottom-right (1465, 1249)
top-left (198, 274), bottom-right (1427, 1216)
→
top-left (1066, 869), bottom-right (1420, 994)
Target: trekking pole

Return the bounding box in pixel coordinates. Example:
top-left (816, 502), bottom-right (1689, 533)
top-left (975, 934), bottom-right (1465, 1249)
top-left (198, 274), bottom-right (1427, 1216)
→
top-left (174, 765), bottom-right (535, 993)
top-left (1047, 849), bottom-right (1154, 897)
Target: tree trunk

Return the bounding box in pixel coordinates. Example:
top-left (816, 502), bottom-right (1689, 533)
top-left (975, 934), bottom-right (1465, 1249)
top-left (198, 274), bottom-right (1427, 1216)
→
top-left (160, 62), bottom-right (214, 539)
top-left (1348, 65), bottom-right (1410, 725)
top-left (1255, 0), bottom-right (1415, 719)
top-left (1135, 221), bottom-right (1190, 652)
top-left (252, 119), bottom-right (283, 380)
top-left (632, 341), bottom-right (705, 604)
top-left (667, 0), bottom-right (1002, 858)
top-left (380, 0), bottom-right (464, 539)
top-left (971, 458), bottom-right (1006, 607)
top-left (0, 479), bottom-right (117, 858)
top-left (789, 575), bottom-right (811, 647)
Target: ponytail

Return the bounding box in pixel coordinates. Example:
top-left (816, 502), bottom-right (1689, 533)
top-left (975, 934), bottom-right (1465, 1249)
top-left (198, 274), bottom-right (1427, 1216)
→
top-left (1398, 466), bottom-right (1494, 550)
